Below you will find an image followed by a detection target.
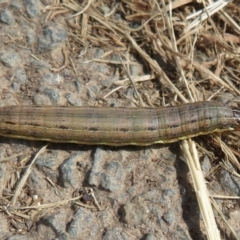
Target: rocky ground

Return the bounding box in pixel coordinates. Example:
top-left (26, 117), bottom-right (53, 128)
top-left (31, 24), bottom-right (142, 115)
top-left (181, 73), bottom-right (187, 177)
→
top-left (0, 1), bottom-right (239, 240)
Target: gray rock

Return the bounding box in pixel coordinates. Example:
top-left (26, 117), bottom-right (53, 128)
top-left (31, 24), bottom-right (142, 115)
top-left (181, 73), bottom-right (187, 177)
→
top-left (67, 208), bottom-right (95, 237)
top-left (33, 93), bottom-right (51, 105)
top-left (14, 68), bottom-right (27, 84)
top-left (59, 154), bottom-right (81, 188)
top-left (65, 93), bottom-right (82, 106)
top-left (74, 79), bottom-right (82, 93)
top-left (0, 9), bottom-right (15, 25)
top-left (98, 5), bottom-right (111, 15)
top-left (0, 163), bottom-right (6, 195)
top-left (220, 169), bottom-right (240, 195)
top-left (114, 13), bottom-right (123, 22)
top-left (121, 201), bottom-right (146, 226)
top-left (141, 233), bottom-right (156, 240)
top-left (103, 227), bottom-right (125, 240)
top-left (101, 77), bottom-right (117, 88)
top-left (111, 54), bottom-right (121, 63)
top-left (129, 21), bottom-right (141, 29)
top-left (36, 154), bottom-right (57, 181)
top-left (6, 235), bottom-right (34, 240)
top-left (41, 73), bottom-right (64, 85)
top-left (11, 82), bottom-right (20, 91)
top-left (42, 87), bottom-right (60, 104)
top-left (163, 188), bottom-right (176, 197)
top-left (40, 210), bottom-right (67, 235)
top-left (41, 0), bottom-right (54, 4)
top-left (96, 64), bottom-right (110, 74)
top-left (89, 148), bottom-right (105, 186)
top-left (94, 48), bottom-right (104, 58)
top-left (130, 64), bottom-right (142, 76)
top-left (124, 87), bottom-right (134, 99)
top-left (150, 207), bottom-right (163, 226)
top-left (99, 208), bottom-right (116, 229)
top-left (160, 189), bottom-right (177, 205)
top-left (163, 209), bottom-right (176, 226)
top-left (10, 0), bottom-right (23, 10)
top-left (100, 162), bottom-right (125, 192)
top-left (28, 169), bottom-right (47, 192)
top-left (36, 155), bottom-right (56, 171)
top-left (173, 224), bottom-right (192, 240)
top-left (140, 188), bottom-right (167, 204)
top-left (26, 29), bottom-right (37, 44)
top-left (0, 51), bottom-right (21, 68)
top-left (165, 165), bottom-right (176, 174)
top-left (54, 232), bottom-right (69, 240)
top-left (86, 85), bottom-right (100, 100)
top-left (89, 148), bottom-right (125, 193)
top-left (38, 24), bottom-right (68, 53)
top-left (0, 164), bottom-right (3, 179)
top-left (30, 59), bottom-right (51, 69)
top-left (23, 0), bottom-right (40, 18)
top-left (201, 155), bottom-right (211, 174)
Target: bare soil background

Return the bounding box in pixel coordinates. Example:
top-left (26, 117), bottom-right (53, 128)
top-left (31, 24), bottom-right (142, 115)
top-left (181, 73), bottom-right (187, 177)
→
top-left (0, 0), bottom-right (240, 239)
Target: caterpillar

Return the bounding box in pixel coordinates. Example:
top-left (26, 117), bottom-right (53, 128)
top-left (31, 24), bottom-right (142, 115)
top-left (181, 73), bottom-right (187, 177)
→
top-left (0, 101), bottom-right (239, 146)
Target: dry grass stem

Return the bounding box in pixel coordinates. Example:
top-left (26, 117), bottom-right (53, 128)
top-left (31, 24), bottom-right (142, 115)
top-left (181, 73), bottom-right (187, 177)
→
top-left (182, 140), bottom-right (220, 240)
top-left (10, 145), bottom-right (48, 206)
